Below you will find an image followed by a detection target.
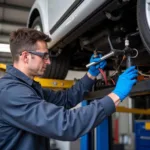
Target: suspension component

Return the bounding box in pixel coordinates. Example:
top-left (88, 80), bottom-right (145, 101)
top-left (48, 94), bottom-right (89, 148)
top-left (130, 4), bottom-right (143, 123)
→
top-left (86, 34), bottom-right (139, 68)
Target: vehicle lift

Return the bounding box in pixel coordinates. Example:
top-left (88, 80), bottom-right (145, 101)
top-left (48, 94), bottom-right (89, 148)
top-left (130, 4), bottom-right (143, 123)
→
top-left (1, 36), bottom-right (150, 150)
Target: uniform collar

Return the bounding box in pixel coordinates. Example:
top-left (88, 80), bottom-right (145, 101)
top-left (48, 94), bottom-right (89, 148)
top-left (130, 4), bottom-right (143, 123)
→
top-left (6, 65), bottom-right (33, 86)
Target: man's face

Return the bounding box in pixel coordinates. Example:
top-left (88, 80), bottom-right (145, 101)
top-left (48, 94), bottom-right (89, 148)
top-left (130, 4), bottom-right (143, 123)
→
top-left (28, 40), bottom-right (51, 77)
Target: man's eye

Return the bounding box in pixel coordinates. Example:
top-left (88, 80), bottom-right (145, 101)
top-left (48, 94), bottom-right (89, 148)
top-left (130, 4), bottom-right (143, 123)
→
top-left (45, 55), bottom-right (49, 59)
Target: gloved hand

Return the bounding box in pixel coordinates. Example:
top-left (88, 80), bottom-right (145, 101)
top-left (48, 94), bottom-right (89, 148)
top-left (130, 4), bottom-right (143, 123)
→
top-left (112, 66), bottom-right (138, 102)
top-left (88, 54), bottom-right (107, 76)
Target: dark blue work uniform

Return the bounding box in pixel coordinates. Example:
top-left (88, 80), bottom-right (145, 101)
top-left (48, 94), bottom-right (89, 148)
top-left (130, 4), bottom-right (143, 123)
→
top-left (0, 65), bottom-right (116, 150)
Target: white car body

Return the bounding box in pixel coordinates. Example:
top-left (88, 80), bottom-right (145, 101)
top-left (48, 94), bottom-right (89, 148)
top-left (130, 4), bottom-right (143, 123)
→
top-left (27, 0), bottom-right (107, 48)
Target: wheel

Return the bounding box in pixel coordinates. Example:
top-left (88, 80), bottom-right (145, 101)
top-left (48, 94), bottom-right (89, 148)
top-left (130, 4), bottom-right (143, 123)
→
top-left (137, 0), bottom-right (150, 54)
top-left (31, 16), bottom-right (70, 79)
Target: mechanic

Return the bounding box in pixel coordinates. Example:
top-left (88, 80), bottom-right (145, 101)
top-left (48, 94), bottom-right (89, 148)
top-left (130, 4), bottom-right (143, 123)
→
top-left (0, 28), bottom-right (138, 150)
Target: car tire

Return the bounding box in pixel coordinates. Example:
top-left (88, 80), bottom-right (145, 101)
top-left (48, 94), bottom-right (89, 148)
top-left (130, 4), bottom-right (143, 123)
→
top-left (137, 0), bottom-right (150, 54)
top-left (31, 16), bottom-right (70, 79)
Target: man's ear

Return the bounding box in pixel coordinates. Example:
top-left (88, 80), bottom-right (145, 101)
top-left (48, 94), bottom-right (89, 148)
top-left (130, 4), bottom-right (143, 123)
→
top-left (21, 51), bottom-right (29, 63)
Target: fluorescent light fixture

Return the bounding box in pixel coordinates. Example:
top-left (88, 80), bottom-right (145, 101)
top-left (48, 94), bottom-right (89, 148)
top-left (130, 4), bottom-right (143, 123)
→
top-left (0, 44), bottom-right (10, 53)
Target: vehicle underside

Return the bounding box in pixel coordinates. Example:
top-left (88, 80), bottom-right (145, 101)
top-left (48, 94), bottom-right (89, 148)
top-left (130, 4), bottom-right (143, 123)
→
top-left (51, 0), bottom-right (150, 73)
top-left (28, 0), bottom-right (150, 79)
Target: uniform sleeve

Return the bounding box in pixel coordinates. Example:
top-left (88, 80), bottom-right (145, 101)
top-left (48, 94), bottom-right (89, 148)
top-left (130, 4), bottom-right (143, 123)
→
top-left (43, 74), bottom-right (95, 108)
top-left (1, 85), bottom-right (116, 141)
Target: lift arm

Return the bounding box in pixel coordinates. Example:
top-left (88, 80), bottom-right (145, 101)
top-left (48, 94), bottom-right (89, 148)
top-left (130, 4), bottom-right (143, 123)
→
top-left (0, 63), bottom-right (74, 89)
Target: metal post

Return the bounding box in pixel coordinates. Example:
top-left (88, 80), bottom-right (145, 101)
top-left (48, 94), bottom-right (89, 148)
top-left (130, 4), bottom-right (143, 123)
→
top-left (126, 55), bottom-right (132, 68)
top-left (96, 119), bottom-right (109, 150)
top-left (126, 55), bottom-right (134, 147)
top-left (80, 100), bottom-right (95, 150)
top-left (80, 101), bottom-right (89, 150)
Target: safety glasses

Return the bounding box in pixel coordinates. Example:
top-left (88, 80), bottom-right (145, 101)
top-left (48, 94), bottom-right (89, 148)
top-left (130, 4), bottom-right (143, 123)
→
top-left (20, 50), bottom-right (50, 60)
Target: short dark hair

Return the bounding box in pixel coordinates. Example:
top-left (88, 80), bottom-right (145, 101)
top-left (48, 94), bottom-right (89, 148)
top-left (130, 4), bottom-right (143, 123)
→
top-left (9, 28), bottom-right (51, 62)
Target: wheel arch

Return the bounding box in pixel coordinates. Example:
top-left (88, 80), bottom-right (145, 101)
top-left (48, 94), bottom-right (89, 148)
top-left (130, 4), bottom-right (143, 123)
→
top-left (27, 1), bottom-right (49, 34)
top-left (28, 9), bottom-right (40, 28)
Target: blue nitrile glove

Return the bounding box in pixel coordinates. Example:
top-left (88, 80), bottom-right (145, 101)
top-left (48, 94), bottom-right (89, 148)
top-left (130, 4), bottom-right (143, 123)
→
top-left (112, 66), bottom-right (138, 101)
top-left (88, 54), bottom-right (107, 76)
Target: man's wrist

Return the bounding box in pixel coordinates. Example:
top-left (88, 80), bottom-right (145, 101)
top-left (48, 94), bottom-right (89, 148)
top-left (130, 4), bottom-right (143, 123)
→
top-left (87, 72), bottom-right (96, 80)
top-left (108, 93), bottom-right (120, 107)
